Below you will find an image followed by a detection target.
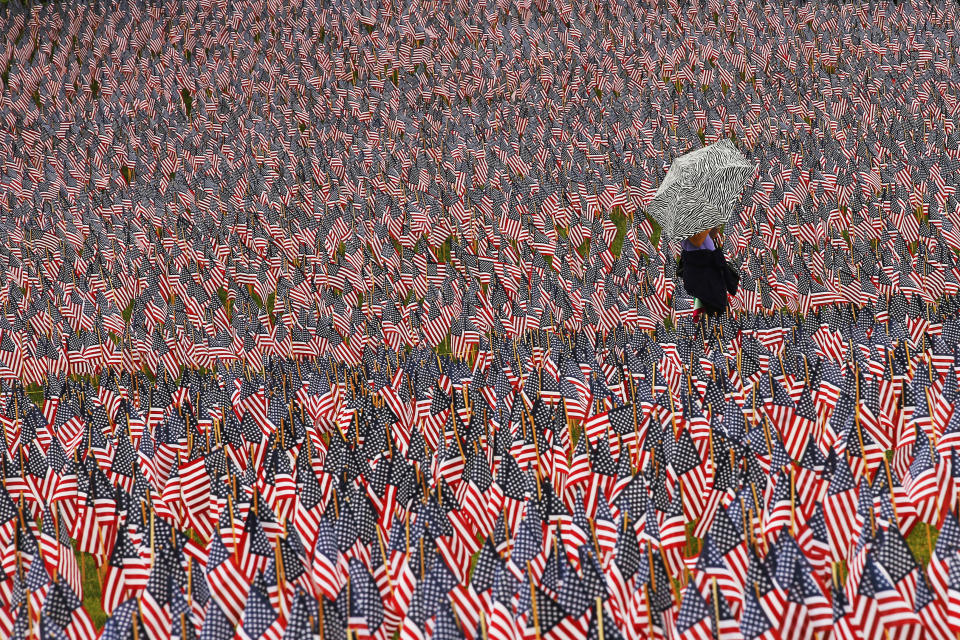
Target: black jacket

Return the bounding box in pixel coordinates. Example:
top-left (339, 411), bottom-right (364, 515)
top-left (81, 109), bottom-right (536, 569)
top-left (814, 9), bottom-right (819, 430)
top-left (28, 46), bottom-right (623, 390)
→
top-left (677, 246), bottom-right (740, 313)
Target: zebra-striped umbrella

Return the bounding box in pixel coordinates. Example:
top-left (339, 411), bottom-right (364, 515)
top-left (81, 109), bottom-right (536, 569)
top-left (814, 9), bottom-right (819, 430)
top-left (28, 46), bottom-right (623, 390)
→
top-left (647, 139), bottom-right (754, 240)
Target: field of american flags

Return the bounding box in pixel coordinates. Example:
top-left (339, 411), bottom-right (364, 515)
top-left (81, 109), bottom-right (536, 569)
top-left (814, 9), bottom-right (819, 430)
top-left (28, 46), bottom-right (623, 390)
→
top-left (2, 0), bottom-right (960, 638)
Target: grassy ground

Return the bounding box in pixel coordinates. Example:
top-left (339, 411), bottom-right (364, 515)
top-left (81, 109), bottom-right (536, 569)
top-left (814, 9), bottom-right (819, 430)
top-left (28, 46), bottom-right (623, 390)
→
top-left (905, 522), bottom-right (940, 566)
top-left (76, 550), bottom-right (108, 629)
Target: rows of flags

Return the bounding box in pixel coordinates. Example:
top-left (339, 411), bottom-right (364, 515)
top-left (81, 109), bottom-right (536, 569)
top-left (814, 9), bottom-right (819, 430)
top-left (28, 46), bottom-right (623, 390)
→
top-left (0, 0), bottom-right (959, 637)
top-left (0, 0), bottom-right (957, 380)
top-left (3, 307), bottom-right (960, 640)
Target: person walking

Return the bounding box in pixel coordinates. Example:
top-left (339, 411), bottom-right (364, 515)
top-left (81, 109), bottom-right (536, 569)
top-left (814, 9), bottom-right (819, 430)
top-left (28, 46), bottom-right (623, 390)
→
top-left (677, 226), bottom-right (739, 321)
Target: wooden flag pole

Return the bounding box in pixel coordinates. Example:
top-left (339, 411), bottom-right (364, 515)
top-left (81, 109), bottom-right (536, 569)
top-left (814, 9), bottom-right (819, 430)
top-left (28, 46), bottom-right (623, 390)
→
top-left (790, 466), bottom-right (796, 534)
top-left (134, 597), bottom-right (143, 640)
top-left (375, 527), bottom-right (397, 599)
top-left (478, 609), bottom-right (489, 640)
top-left (629, 375), bottom-right (641, 472)
top-left (643, 583), bottom-right (655, 639)
top-left (274, 540), bottom-right (286, 618)
top-left (706, 400), bottom-right (715, 462)
top-left (647, 544), bottom-right (656, 593)
top-left (595, 597), bottom-right (605, 640)
top-left (760, 415), bottom-right (774, 460)
top-left (227, 494), bottom-right (239, 565)
top-left (528, 562), bottom-right (541, 640)
top-left (711, 577), bottom-right (721, 630)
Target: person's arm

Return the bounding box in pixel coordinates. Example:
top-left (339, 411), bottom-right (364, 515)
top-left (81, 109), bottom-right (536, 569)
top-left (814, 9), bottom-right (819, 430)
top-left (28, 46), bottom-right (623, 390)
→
top-left (709, 227), bottom-right (723, 253)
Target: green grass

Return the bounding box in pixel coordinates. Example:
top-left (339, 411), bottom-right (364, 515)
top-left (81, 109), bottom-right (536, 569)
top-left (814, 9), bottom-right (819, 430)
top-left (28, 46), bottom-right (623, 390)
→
top-left (77, 549), bottom-right (107, 629)
top-left (685, 520), bottom-right (701, 556)
top-left (610, 209), bottom-right (628, 256)
top-left (25, 383), bottom-right (44, 407)
top-left (906, 522), bottom-right (939, 566)
top-left (648, 217), bottom-right (662, 247)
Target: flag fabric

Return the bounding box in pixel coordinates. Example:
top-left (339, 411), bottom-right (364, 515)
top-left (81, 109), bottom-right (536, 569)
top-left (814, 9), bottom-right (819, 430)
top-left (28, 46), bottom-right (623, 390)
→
top-left (0, 0), bottom-right (958, 638)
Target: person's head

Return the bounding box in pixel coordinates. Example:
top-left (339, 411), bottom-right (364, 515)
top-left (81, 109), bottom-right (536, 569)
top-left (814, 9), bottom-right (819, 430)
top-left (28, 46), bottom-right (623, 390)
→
top-left (688, 228), bottom-right (711, 247)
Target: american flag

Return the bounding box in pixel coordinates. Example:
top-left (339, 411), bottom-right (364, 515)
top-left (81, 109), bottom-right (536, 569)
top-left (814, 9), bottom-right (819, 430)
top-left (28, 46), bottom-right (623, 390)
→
top-left (0, 0), bottom-right (958, 638)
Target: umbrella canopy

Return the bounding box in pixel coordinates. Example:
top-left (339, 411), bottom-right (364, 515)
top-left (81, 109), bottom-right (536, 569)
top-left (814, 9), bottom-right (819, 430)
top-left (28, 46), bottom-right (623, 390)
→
top-left (647, 139), bottom-right (754, 240)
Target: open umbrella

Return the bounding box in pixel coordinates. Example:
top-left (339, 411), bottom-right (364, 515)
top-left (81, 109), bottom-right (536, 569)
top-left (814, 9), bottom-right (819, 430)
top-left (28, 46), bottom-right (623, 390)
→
top-left (646, 139), bottom-right (754, 240)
